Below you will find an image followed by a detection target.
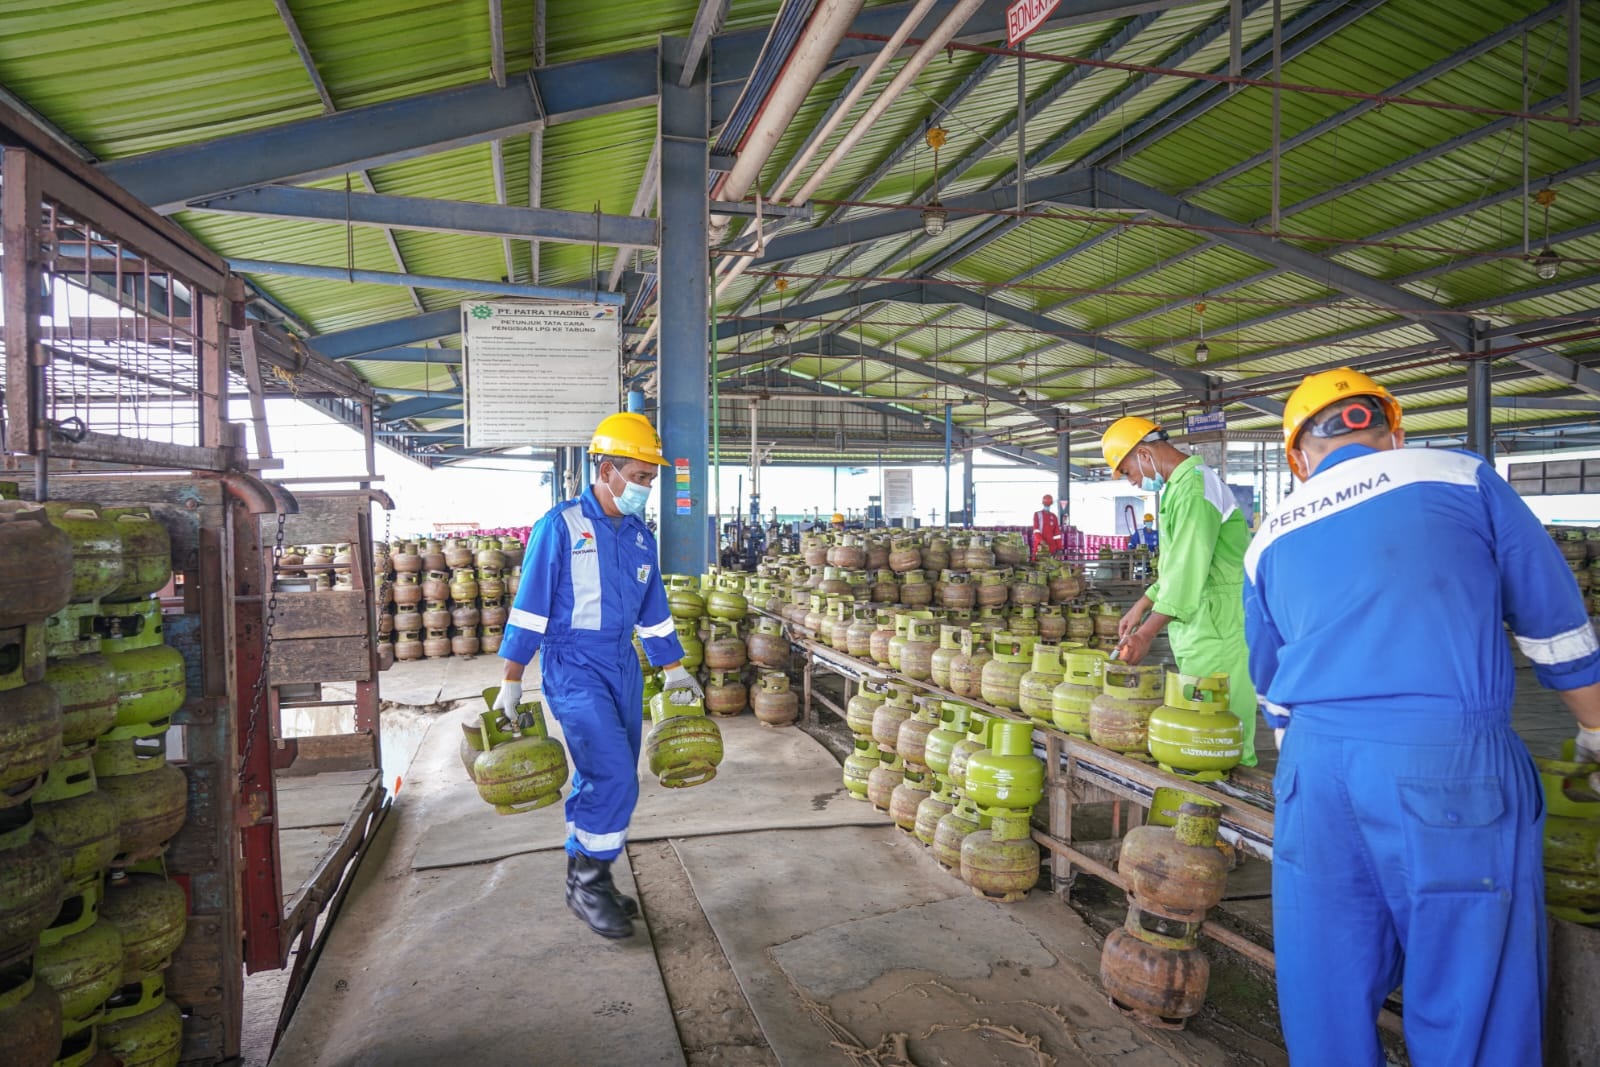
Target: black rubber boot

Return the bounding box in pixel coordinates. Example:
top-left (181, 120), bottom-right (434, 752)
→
top-left (565, 853), bottom-right (634, 939)
top-left (564, 852), bottom-right (640, 919)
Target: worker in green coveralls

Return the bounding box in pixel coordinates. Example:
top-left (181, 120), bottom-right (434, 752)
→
top-left (1099, 416), bottom-right (1258, 766)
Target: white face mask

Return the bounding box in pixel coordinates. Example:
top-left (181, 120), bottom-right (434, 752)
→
top-left (604, 467), bottom-right (651, 516)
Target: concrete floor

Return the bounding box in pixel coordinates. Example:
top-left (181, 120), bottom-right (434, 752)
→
top-left (247, 651), bottom-right (1596, 1067)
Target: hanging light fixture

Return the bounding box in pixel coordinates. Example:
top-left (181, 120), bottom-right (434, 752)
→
top-left (1531, 187), bottom-right (1561, 281)
top-left (921, 126), bottom-right (949, 238)
top-left (772, 277), bottom-right (791, 343)
top-left (1194, 301), bottom-right (1210, 363)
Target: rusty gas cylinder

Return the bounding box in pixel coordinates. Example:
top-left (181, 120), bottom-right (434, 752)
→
top-left (1065, 604), bottom-right (1093, 641)
top-left (704, 670), bottom-right (748, 717)
top-left (948, 630), bottom-right (992, 700)
top-left (392, 575), bottom-right (422, 607)
top-left (867, 752), bottom-right (906, 812)
top-left (423, 629), bottom-right (452, 659)
top-left (1037, 604), bottom-right (1067, 642)
top-left (1049, 567), bottom-right (1083, 603)
top-left (480, 601), bottom-right (509, 628)
top-left (871, 683), bottom-right (916, 755)
top-left (929, 625), bottom-right (964, 689)
top-left (421, 570), bottom-right (450, 603)
top-left (932, 797), bottom-right (989, 871)
top-left (395, 632), bottom-right (423, 660)
top-left (704, 622), bottom-right (748, 672)
top-left (746, 618), bottom-right (790, 670)
top-left (422, 606), bottom-right (451, 630)
top-left (974, 570), bottom-right (1009, 609)
top-left (846, 608), bottom-right (877, 659)
top-left (451, 629), bottom-right (480, 657)
top-left (960, 810), bottom-right (1040, 903)
top-left (1090, 662), bottom-right (1165, 755)
top-left (845, 679), bottom-right (886, 738)
top-left (889, 766), bottom-right (932, 834)
top-left (868, 612), bottom-right (896, 666)
top-left (1018, 643), bottom-right (1065, 727)
top-left (900, 570), bottom-right (933, 608)
top-left (1100, 923), bottom-right (1210, 1030)
top-left (751, 672), bottom-right (799, 728)
top-left (979, 633), bottom-right (1036, 710)
top-left (888, 536), bottom-right (922, 574)
top-left (900, 618), bottom-right (938, 681)
top-left (938, 570), bottom-right (975, 610)
top-left (894, 697), bottom-right (941, 770)
top-left (0, 503), bottom-right (74, 628)
top-left (1118, 800), bottom-right (1229, 922)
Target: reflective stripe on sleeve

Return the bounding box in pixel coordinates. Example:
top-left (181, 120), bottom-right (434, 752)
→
top-left (571, 824), bottom-right (627, 853)
top-left (1514, 621), bottom-right (1599, 665)
top-left (508, 608), bottom-right (548, 633)
top-left (635, 617), bottom-right (676, 639)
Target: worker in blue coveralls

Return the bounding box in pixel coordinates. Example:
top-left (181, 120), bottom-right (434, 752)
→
top-left (1126, 512), bottom-right (1158, 554)
top-left (495, 412), bottom-right (701, 940)
top-left (1243, 368), bottom-right (1600, 1066)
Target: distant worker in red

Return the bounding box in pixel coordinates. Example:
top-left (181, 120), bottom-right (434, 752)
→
top-left (1033, 495), bottom-right (1063, 559)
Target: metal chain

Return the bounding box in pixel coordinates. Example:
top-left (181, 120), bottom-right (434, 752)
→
top-left (239, 512), bottom-right (285, 784)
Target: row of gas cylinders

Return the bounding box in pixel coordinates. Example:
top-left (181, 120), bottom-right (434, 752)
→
top-left (1538, 741), bottom-right (1600, 925)
top-left (460, 682), bottom-right (730, 813)
top-left (1100, 794), bottom-right (1231, 1030)
top-left (378, 564), bottom-right (523, 667)
top-left (758, 559), bottom-right (1086, 614)
top-left (799, 530), bottom-right (1036, 573)
top-left (785, 593), bottom-right (1133, 655)
top-left (636, 614), bottom-right (798, 726)
top-left (0, 501), bottom-right (190, 1066)
top-left (845, 687), bottom-right (1046, 902)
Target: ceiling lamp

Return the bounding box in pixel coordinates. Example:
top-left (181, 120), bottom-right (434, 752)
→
top-left (773, 322), bottom-right (791, 344)
top-left (1194, 300), bottom-right (1210, 363)
top-left (1531, 187), bottom-right (1561, 281)
top-left (1194, 341), bottom-right (1211, 363)
top-left (921, 125), bottom-right (949, 238)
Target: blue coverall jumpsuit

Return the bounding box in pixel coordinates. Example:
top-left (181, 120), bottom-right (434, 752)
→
top-left (1243, 443), bottom-right (1600, 1066)
top-left (1126, 527), bottom-right (1159, 553)
top-left (500, 488), bottom-right (685, 861)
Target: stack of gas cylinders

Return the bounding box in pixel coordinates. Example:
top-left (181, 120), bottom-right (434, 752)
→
top-left (1100, 793), bottom-right (1230, 1030)
top-left (378, 536), bottom-right (524, 666)
top-left (1538, 742), bottom-right (1600, 926)
top-left (1, 500), bottom-right (190, 1067)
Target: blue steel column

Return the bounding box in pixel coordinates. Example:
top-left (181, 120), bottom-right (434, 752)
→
top-left (657, 36), bottom-right (711, 574)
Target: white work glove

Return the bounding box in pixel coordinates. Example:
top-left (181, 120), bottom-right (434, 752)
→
top-left (493, 680), bottom-right (523, 720)
top-left (661, 665), bottom-right (704, 704)
top-left (1274, 727), bottom-right (1286, 751)
top-left (1575, 725), bottom-right (1600, 765)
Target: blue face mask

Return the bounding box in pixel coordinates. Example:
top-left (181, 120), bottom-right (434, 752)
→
top-left (606, 471), bottom-right (652, 517)
top-left (1136, 454), bottom-right (1165, 494)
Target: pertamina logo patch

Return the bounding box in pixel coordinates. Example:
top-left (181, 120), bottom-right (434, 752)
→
top-left (572, 531), bottom-right (597, 555)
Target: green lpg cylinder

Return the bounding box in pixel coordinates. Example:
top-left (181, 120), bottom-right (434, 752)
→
top-left (92, 736), bottom-right (186, 864)
top-left (1147, 673), bottom-right (1244, 782)
top-left (0, 970), bottom-right (63, 1067)
top-left (933, 796), bottom-right (990, 871)
top-left (913, 773), bottom-right (959, 846)
top-left (98, 602), bottom-right (185, 739)
top-left (674, 619), bottom-right (704, 672)
top-left (0, 680), bottom-right (63, 799)
top-left (641, 671), bottom-right (663, 718)
top-left (0, 814), bottom-right (65, 963)
top-left (870, 683), bottom-right (916, 756)
top-left (1018, 643), bottom-right (1065, 727)
top-left (959, 809), bottom-right (1040, 903)
top-left (1009, 605), bottom-right (1041, 639)
top-left (979, 633), bottom-right (1036, 710)
top-left (963, 720), bottom-right (1045, 814)
top-left (842, 738), bottom-right (881, 801)
top-left (36, 915), bottom-right (123, 1037)
top-left (100, 508), bottom-right (172, 604)
top-left (867, 751), bottom-right (906, 812)
top-left (32, 750), bottom-right (119, 887)
top-left (895, 697), bottom-right (941, 770)
top-left (1090, 662), bottom-right (1165, 755)
top-left (45, 653), bottom-right (119, 750)
top-left (889, 766), bottom-right (932, 834)
top-left (0, 502), bottom-right (74, 629)
top-left (665, 576), bottom-right (705, 621)
top-left (706, 578), bottom-right (748, 622)
top-left (923, 702), bottom-right (972, 781)
top-left (646, 690), bottom-right (723, 789)
top-left (100, 873), bottom-right (186, 982)
top-left (98, 974), bottom-right (182, 1067)
top-left (473, 691), bottom-right (569, 814)
top-left (929, 625), bottom-right (964, 690)
top-left (1051, 649), bottom-right (1108, 737)
top-left (845, 679), bottom-right (886, 739)
top-left (946, 712), bottom-right (994, 793)
top-left (43, 503), bottom-right (123, 604)
top-left (1543, 816), bottom-right (1600, 921)
top-left (948, 631), bottom-right (992, 700)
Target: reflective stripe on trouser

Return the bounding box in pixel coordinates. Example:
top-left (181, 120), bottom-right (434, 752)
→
top-left (1273, 711), bottom-right (1546, 1067)
top-left (1165, 586), bottom-right (1258, 766)
top-left (540, 637), bottom-right (644, 861)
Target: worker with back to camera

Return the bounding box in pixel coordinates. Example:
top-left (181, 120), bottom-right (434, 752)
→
top-left (1033, 494), bottom-right (1063, 559)
top-left (1126, 512), bottom-right (1158, 553)
top-left (1101, 416), bottom-right (1257, 766)
top-left (494, 412), bottom-right (702, 940)
top-left (1244, 368), bottom-right (1600, 1066)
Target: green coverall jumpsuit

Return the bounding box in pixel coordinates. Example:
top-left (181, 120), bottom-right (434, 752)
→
top-left (1146, 455), bottom-right (1258, 765)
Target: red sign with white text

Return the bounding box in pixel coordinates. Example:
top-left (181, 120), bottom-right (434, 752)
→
top-left (1006, 0), bottom-right (1061, 45)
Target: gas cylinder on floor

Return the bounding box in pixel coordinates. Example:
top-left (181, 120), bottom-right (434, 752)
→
top-left (646, 689), bottom-right (723, 789)
top-left (843, 738), bottom-right (881, 801)
top-left (471, 692), bottom-right (569, 813)
top-left (1018, 644), bottom-right (1065, 727)
top-left (889, 766), bottom-right (932, 833)
top-left (1051, 649), bottom-right (1108, 737)
top-left (979, 633), bottom-right (1036, 710)
top-left (959, 809), bottom-right (1040, 903)
top-left (929, 626), bottom-right (963, 689)
top-left (0, 681), bottom-right (63, 801)
top-left (36, 913), bottom-right (122, 1036)
top-left (704, 670), bottom-right (748, 717)
top-left (1537, 741), bottom-right (1600, 921)
top-left (0, 968), bottom-right (63, 1067)
top-left (99, 871), bottom-right (185, 981)
top-left (98, 602), bottom-right (184, 738)
top-left (959, 720), bottom-right (1045, 902)
top-left (1147, 674), bottom-right (1243, 782)
top-left (751, 672), bottom-right (798, 728)
top-left (867, 751), bottom-right (905, 812)
top-left (948, 631), bottom-right (992, 700)
top-left (92, 736), bottom-right (186, 863)
top-left (0, 812), bottom-right (65, 963)
top-left (97, 973), bottom-right (182, 1067)
top-left (845, 679), bottom-right (886, 739)
top-left (894, 697), bottom-right (941, 770)
top-left (1090, 662), bottom-right (1165, 755)
top-left (32, 751), bottom-right (118, 885)
top-left (900, 618), bottom-right (937, 681)
top-left (44, 503), bottom-right (124, 604)
top-left (1118, 798), bottom-right (1229, 923)
top-left (933, 796), bottom-right (990, 871)
top-left (747, 618), bottom-right (790, 670)
top-left (703, 622), bottom-right (747, 672)
top-left (870, 683), bottom-right (916, 755)
top-left (1100, 923), bottom-right (1209, 1030)
top-left (100, 508), bottom-right (172, 604)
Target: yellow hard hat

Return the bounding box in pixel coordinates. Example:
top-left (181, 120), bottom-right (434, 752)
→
top-left (1282, 369), bottom-right (1401, 474)
top-left (1101, 416), bottom-right (1163, 472)
top-left (831, 513), bottom-right (845, 524)
top-left (1143, 513), bottom-right (1154, 522)
top-left (589, 412), bottom-right (667, 466)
